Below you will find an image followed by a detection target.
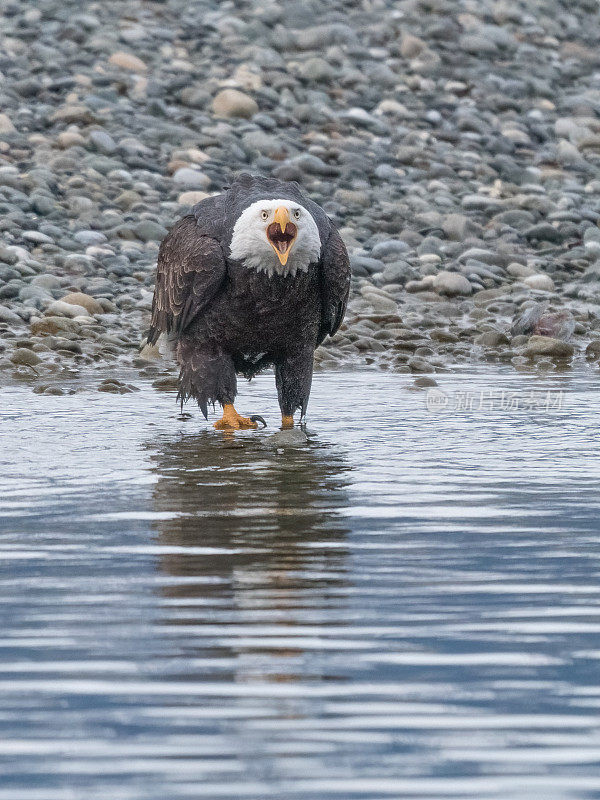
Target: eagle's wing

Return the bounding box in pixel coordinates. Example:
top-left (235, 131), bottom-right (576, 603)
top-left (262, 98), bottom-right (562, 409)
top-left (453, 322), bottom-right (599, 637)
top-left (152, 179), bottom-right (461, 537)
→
top-left (147, 216), bottom-right (226, 345)
top-left (318, 226), bottom-right (351, 345)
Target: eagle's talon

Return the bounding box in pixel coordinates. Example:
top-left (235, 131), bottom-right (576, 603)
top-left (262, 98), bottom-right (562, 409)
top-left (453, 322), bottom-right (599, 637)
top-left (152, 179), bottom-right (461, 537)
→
top-left (250, 415), bottom-right (267, 428)
top-left (214, 403), bottom-right (259, 430)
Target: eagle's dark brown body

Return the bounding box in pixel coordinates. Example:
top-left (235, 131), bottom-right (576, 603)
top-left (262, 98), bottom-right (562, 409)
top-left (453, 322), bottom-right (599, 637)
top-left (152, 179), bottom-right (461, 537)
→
top-left (148, 175), bottom-right (350, 421)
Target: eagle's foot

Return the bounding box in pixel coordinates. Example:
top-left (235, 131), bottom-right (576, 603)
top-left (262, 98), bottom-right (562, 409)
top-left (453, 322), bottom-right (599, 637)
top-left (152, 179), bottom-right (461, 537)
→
top-left (281, 415), bottom-right (295, 430)
top-left (214, 403), bottom-right (259, 430)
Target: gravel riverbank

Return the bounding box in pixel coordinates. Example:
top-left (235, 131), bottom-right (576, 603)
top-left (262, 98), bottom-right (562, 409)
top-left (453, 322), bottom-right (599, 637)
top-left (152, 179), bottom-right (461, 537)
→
top-left (1, 0), bottom-right (600, 395)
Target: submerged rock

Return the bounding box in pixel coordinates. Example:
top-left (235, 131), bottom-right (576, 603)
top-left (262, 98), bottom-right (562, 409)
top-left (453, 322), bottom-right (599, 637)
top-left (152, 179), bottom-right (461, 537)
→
top-left (265, 429), bottom-right (308, 448)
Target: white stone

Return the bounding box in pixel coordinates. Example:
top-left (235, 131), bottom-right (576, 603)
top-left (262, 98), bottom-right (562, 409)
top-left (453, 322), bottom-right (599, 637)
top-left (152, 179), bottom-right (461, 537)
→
top-left (172, 168), bottom-right (210, 189)
top-left (432, 271), bottom-right (472, 296)
top-left (212, 89), bottom-right (258, 118)
top-left (0, 113), bottom-right (16, 134)
top-left (523, 274), bottom-right (554, 291)
top-left (45, 300), bottom-right (90, 318)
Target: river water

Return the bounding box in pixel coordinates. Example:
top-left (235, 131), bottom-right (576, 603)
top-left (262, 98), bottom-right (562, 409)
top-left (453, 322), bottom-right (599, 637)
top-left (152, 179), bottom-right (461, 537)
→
top-left (1, 369), bottom-right (599, 800)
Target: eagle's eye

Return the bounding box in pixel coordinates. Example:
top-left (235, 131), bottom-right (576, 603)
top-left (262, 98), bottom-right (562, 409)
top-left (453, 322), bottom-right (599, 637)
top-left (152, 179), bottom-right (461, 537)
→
top-left (260, 210), bottom-right (269, 220)
top-left (293, 209), bottom-right (300, 219)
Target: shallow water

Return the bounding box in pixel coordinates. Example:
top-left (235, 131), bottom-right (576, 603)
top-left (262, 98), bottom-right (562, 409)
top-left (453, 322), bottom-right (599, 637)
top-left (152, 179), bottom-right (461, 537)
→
top-left (1, 368), bottom-right (600, 800)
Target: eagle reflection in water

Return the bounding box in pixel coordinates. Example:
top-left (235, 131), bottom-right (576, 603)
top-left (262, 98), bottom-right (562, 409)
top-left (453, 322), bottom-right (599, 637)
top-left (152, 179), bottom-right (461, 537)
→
top-left (146, 433), bottom-right (351, 684)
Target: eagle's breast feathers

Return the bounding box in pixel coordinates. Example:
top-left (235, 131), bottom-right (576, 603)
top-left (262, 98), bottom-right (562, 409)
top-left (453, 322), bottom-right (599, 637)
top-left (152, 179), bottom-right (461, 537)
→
top-left (148, 174), bottom-right (350, 352)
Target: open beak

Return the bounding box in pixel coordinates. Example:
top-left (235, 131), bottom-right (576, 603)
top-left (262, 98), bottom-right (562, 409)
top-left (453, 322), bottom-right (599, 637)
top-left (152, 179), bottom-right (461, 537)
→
top-left (267, 206), bottom-right (297, 265)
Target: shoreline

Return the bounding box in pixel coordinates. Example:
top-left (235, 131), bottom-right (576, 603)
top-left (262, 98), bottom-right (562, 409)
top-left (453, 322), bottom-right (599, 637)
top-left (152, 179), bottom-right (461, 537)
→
top-left (2, 0), bottom-right (600, 392)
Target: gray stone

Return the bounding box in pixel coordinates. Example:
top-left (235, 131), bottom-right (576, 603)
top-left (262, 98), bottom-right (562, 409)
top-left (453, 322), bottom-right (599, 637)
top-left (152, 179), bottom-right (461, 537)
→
top-left (0, 113), bottom-right (16, 134)
top-left (525, 223), bottom-right (564, 243)
top-left (380, 261), bottom-right (412, 283)
top-left (475, 331), bottom-right (510, 347)
top-left (73, 230), bottom-right (108, 246)
top-left (524, 336), bottom-right (574, 359)
top-left (442, 214), bottom-right (483, 241)
top-left (266, 429), bottom-right (308, 448)
top-left (89, 130), bottom-right (116, 155)
top-left (433, 271), bottom-right (472, 297)
top-left (0, 306), bottom-right (23, 325)
top-left (10, 347), bottom-right (41, 366)
top-left (45, 300), bottom-right (90, 318)
top-left (523, 274), bottom-right (555, 291)
top-left (134, 220), bottom-right (168, 242)
top-left (351, 256), bottom-right (385, 276)
top-left (507, 262), bottom-right (536, 278)
top-left (585, 340), bottom-right (600, 360)
top-left (0, 246), bottom-right (18, 265)
top-left (371, 240), bottom-right (410, 260)
top-left (22, 231), bottom-right (53, 244)
top-left (212, 89), bottom-right (258, 118)
top-left (172, 168), bottom-right (211, 189)
top-left (299, 57), bottom-right (335, 82)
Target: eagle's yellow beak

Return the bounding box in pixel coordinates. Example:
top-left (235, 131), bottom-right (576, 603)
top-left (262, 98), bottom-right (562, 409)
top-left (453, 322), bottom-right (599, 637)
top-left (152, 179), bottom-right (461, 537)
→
top-left (267, 206), bottom-right (297, 265)
top-left (274, 206), bottom-right (289, 231)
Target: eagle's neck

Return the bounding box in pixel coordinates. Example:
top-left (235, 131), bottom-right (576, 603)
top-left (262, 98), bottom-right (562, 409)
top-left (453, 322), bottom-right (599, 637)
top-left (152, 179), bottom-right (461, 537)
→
top-left (238, 249), bottom-right (314, 278)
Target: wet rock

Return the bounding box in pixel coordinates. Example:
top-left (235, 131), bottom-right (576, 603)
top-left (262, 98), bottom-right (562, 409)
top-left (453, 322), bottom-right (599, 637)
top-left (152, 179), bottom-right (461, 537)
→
top-left (512, 304), bottom-right (575, 341)
top-left (524, 336), bottom-right (574, 359)
top-left (534, 312), bottom-right (575, 340)
top-left (585, 340), bottom-right (600, 360)
top-left (31, 316), bottom-right (78, 336)
top-left (511, 303), bottom-right (547, 336)
top-left (10, 347), bottom-right (41, 366)
top-left (265, 428), bottom-right (308, 448)
top-left (413, 376), bottom-right (438, 388)
top-left (408, 357), bottom-right (434, 373)
top-left (33, 385), bottom-right (65, 396)
top-left (152, 376), bottom-right (179, 391)
top-left (475, 331), bottom-right (510, 347)
top-left (98, 378), bottom-right (140, 394)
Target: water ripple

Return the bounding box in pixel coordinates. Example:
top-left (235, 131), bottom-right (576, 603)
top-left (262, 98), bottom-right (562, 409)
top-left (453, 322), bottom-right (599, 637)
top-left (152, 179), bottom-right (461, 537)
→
top-left (1, 369), bottom-right (599, 799)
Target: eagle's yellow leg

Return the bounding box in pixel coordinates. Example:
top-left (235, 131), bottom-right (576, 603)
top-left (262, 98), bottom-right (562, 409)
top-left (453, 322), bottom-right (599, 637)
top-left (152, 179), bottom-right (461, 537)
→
top-left (214, 403), bottom-right (258, 430)
top-left (281, 415), bottom-right (294, 429)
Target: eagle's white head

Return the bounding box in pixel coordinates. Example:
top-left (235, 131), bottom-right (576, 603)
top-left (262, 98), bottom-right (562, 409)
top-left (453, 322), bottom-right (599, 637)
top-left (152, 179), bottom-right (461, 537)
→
top-left (229, 198), bottom-right (322, 277)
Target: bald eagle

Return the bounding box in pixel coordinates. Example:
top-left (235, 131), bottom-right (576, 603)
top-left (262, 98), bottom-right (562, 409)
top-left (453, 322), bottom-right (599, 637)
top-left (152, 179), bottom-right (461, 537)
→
top-left (148, 174), bottom-right (350, 429)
